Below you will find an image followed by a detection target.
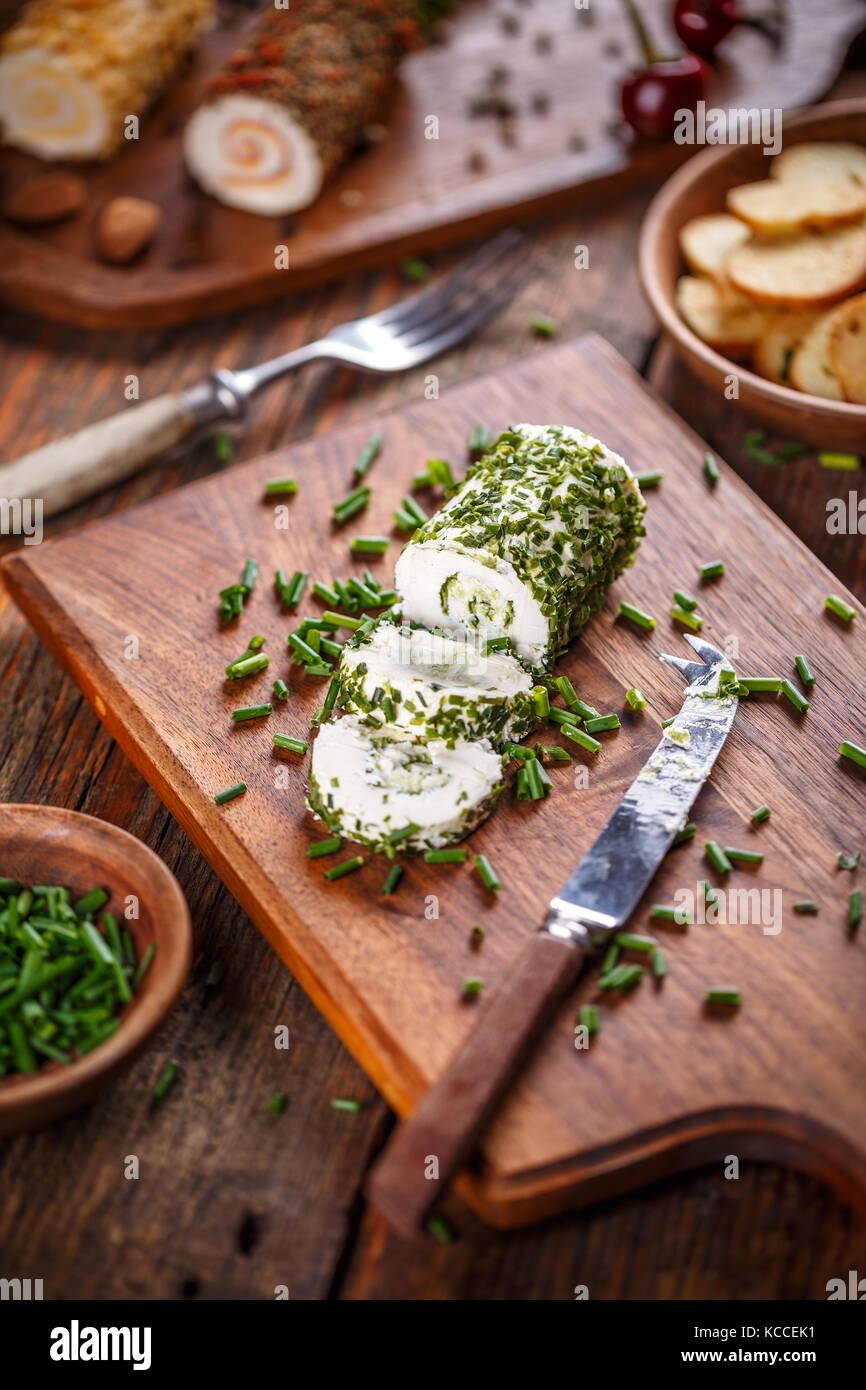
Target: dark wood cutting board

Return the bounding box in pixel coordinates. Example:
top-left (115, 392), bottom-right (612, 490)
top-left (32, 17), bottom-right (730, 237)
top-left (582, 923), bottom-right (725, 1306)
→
top-left (1, 0), bottom-right (863, 329)
top-left (3, 335), bottom-right (866, 1227)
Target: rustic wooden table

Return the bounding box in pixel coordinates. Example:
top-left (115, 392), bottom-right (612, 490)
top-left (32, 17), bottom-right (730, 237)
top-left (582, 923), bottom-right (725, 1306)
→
top-left (2, 60), bottom-right (865, 1300)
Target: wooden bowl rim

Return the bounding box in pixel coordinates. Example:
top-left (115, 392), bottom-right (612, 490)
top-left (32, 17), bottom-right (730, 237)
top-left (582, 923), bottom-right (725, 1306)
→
top-left (638, 97), bottom-right (866, 424)
top-left (0, 804), bottom-right (191, 1115)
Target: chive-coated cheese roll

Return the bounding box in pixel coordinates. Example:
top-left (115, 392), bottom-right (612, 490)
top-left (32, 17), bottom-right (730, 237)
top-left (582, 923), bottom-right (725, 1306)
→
top-left (307, 716), bottom-right (505, 853)
top-left (0, 0), bottom-right (215, 161)
top-left (336, 619), bottom-right (536, 745)
top-left (394, 425), bottom-right (646, 668)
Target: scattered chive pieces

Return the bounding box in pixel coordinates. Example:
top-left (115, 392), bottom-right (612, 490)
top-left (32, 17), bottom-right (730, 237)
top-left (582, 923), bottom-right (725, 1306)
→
top-left (427, 1214), bottom-right (455, 1244)
top-left (401, 256), bottom-right (432, 283)
top-left (650, 904), bottom-right (691, 924)
top-left (333, 486), bottom-right (371, 525)
top-left (548, 707), bottom-right (580, 728)
top-left (531, 685), bottom-right (550, 718)
top-left (652, 948), bottom-right (667, 980)
top-left (615, 932), bottom-right (657, 952)
top-left (601, 942), bottom-right (620, 974)
top-left (818, 451), bottom-right (860, 471)
top-left (529, 312), bottom-right (560, 338)
top-left (626, 687), bottom-right (647, 712)
top-left (706, 988), bottom-right (740, 1007)
top-left (393, 508), bottom-right (418, 533)
top-left (263, 477), bottom-right (297, 495)
top-left (750, 804), bottom-right (771, 824)
top-left (825, 593), bottom-right (857, 623)
top-left (699, 560), bottom-right (724, 582)
top-left (584, 713), bottom-right (620, 734)
top-left (553, 675), bottom-right (595, 718)
top-left (793, 900), bottom-right (819, 915)
top-left (462, 977), bottom-right (483, 997)
top-left (324, 857), bottom-right (365, 882)
top-left (705, 841), bottom-right (732, 875)
top-left (562, 725), bottom-right (601, 755)
top-left (849, 890), bottom-right (862, 932)
top-left (385, 824), bottom-right (419, 846)
top-left (635, 471), bottom-right (662, 489)
top-left (840, 741), bottom-right (866, 769)
top-left (703, 451), bottom-right (720, 486)
top-left (227, 653), bottom-right (270, 680)
top-left (599, 963), bottom-right (643, 993)
top-left (484, 635), bottom-right (513, 654)
top-left (324, 678), bottom-right (339, 713)
top-left (241, 559), bottom-right (258, 593)
top-left (215, 432), bottom-right (234, 463)
top-left (427, 458), bottom-right (456, 492)
top-left (661, 717), bottom-right (675, 728)
top-left (673, 821), bottom-right (697, 846)
top-left (471, 924), bottom-right (485, 947)
top-left (350, 536), bottom-right (389, 555)
top-left (579, 1004), bottom-right (599, 1037)
top-left (673, 589), bottom-right (698, 611)
top-left (152, 1059), bottom-right (181, 1104)
top-left (780, 679), bottom-right (809, 714)
top-left (331, 1096), bottom-right (365, 1111)
top-left (474, 854), bottom-right (501, 893)
top-left (273, 679), bottom-right (290, 702)
top-left (74, 887), bottom-right (110, 918)
top-left (775, 439), bottom-right (808, 458)
top-left (738, 677), bottom-right (782, 694)
top-left (307, 837), bottom-right (342, 859)
top-left (273, 733), bottom-right (308, 754)
top-left (539, 745), bottom-right (572, 762)
top-left (282, 570), bottom-right (308, 609)
top-left (838, 850), bottom-right (861, 871)
top-left (321, 609), bottom-right (365, 631)
top-left (671, 605), bottom-right (703, 631)
top-left (702, 880), bottom-right (719, 910)
top-left (214, 782), bottom-right (246, 805)
top-left (232, 703), bottom-right (271, 722)
top-left (618, 601), bottom-right (656, 631)
top-left (269, 1092), bottom-right (288, 1115)
top-left (424, 848), bottom-right (468, 864)
top-left (724, 846), bottom-right (764, 866)
top-left (313, 581), bottom-right (341, 607)
top-left (382, 864), bottom-right (404, 895)
top-left (248, 635), bottom-right (266, 651)
top-left (288, 632), bottom-right (321, 665)
top-left (354, 433), bottom-right (383, 480)
top-left (468, 425), bottom-right (492, 456)
top-left (794, 655), bottom-right (816, 689)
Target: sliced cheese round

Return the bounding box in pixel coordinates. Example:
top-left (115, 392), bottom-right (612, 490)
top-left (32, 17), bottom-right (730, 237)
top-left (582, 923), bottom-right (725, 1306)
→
top-left (336, 619), bottom-right (535, 744)
top-left (183, 94), bottom-right (323, 216)
top-left (307, 716), bottom-right (505, 852)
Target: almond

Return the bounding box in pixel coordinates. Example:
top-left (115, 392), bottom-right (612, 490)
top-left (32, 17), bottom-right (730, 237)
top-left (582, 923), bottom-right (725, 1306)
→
top-left (97, 196), bottom-right (162, 264)
top-left (5, 173), bottom-right (87, 225)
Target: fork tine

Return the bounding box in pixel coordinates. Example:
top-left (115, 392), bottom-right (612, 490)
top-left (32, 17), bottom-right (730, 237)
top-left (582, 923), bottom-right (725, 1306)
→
top-left (682, 632), bottom-right (726, 665)
top-left (373, 230), bottom-right (527, 334)
top-left (396, 254), bottom-right (527, 351)
top-left (659, 652), bottom-right (704, 681)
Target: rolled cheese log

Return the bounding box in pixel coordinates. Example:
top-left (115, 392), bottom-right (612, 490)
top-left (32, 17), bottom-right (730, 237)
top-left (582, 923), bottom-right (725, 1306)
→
top-left (336, 618), bottom-right (536, 746)
top-left (0, 0), bottom-right (215, 161)
top-left (307, 716), bottom-right (505, 853)
top-left (395, 425), bottom-right (646, 669)
top-left (183, 0), bottom-right (419, 216)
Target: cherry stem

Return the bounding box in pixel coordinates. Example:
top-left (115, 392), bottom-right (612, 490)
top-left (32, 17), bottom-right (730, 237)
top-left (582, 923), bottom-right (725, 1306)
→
top-left (619, 0), bottom-right (665, 66)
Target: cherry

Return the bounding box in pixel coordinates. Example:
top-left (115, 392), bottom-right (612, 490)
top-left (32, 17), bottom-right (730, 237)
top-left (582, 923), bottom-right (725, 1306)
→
top-left (618, 0), bottom-right (711, 139)
top-left (673, 0), bottom-right (740, 56)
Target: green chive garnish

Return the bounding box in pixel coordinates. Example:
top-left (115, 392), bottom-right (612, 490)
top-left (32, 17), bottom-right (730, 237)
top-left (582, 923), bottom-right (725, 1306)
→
top-left (462, 977), bottom-right (483, 997)
top-left (673, 589), bottom-right (697, 611)
top-left (724, 846), bottom-right (764, 866)
top-left (263, 478), bottom-right (298, 495)
top-left (562, 725), bottom-right (601, 755)
top-left (618, 601), bottom-right (656, 630)
top-left (273, 679), bottom-right (290, 701)
top-left (601, 942), bottom-right (619, 974)
top-left (333, 485), bottom-right (370, 525)
top-left (706, 988), bottom-right (740, 1007)
top-left (818, 451), bottom-right (860, 471)
top-left (382, 864), bottom-right (404, 895)
top-left (780, 679), bottom-right (809, 714)
top-left (214, 782), bottom-right (246, 805)
top-left (529, 312), bottom-right (560, 338)
top-left (321, 609), bottom-right (365, 631)
top-left (840, 741), bottom-right (866, 769)
top-left (825, 594), bottom-right (857, 623)
top-left (837, 850), bottom-right (861, 871)
top-left (738, 677), bottom-right (782, 694)
top-left (531, 685), bottom-right (550, 718)
top-left (703, 451), bottom-right (720, 486)
top-left (705, 841), bottom-right (732, 875)
top-left (671, 605), bottom-right (703, 631)
top-left (579, 1004), bottom-right (599, 1036)
top-left (650, 904), bottom-right (691, 924)
top-left (699, 560), bottom-right (724, 581)
top-left (402, 257), bottom-right (432, 283)
top-left (313, 581), bottom-right (341, 607)
top-left (385, 824), bottom-right (419, 847)
top-left (331, 1096), bottom-right (365, 1111)
top-left (307, 837), bottom-right (342, 859)
top-left (232, 703), bottom-right (271, 722)
top-left (350, 536), bottom-right (389, 555)
top-left (324, 857), bottom-right (365, 882)
top-left (793, 900), bottom-right (819, 915)
top-left (615, 932), bottom-right (657, 952)
top-left (626, 687), bottom-right (647, 711)
top-left (468, 425), bottom-right (492, 456)
top-left (474, 854), bottom-right (501, 892)
top-left (273, 734), bottom-right (308, 754)
top-left (427, 458), bottom-right (456, 492)
top-left (270, 1093), bottom-right (288, 1115)
top-left (849, 890), bottom-right (862, 932)
top-left (652, 948), bottom-right (667, 980)
top-left (153, 1059), bottom-right (181, 1103)
top-left (424, 848), bottom-right (468, 864)
top-left (282, 570), bottom-right (308, 609)
top-left (74, 887), bottom-right (110, 918)
top-left (635, 471), bottom-right (663, 489)
top-left (427, 1214), bottom-right (455, 1244)
top-left (354, 433), bottom-right (383, 480)
top-left (584, 714), bottom-right (620, 734)
top-left (794, 655), bottom-right (816, 689)
top-left (750, 805), bottom-right (771, 824)
top-left (673, 821), bottom-right (697, 845)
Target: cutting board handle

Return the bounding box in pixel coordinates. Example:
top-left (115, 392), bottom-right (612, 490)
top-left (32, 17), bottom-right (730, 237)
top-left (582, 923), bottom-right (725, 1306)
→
top-left (366, 930), bottom-right (586, 1237)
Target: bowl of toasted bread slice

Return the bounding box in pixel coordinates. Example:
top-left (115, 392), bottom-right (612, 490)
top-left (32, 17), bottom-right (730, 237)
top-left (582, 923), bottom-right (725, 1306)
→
top-left (639, 99), bottom-right (866, 449)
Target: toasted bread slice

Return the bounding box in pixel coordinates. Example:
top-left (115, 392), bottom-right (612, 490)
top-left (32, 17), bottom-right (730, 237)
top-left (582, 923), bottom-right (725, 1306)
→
top-left (679, 213), bottom-right (751, 280)
top-left (828, 292), bottom-right (866, 404)
top-left (788, 310), bottom-right (844, 400)
top-left (726, 179), bottom-right (866, 235)
top-left (675, 275), bottom-right (770, 354)
top-left (726, 225), bottom-right (866, 307)
top-left (771, 141), bottom-right (866, 188)
top-left (752, 311), bottom-right (819, 385)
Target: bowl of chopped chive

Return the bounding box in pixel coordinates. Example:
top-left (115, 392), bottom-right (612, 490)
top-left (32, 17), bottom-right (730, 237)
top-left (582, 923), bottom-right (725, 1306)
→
top-left (0, 805), bottom-right (191, 1135)
top-left (638, 98), bottom-right (866, 450)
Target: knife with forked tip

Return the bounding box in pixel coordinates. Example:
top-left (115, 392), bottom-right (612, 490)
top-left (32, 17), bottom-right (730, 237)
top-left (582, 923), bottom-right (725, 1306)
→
top-left (366, 634), bottom-right (739, 1237)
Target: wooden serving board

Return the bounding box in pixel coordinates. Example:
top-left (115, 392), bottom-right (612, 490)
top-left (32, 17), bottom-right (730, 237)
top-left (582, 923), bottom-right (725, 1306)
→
top-left (4, 335), bottom-right (866, 1228)
top-left (1, 0), bottom-right (863, 329)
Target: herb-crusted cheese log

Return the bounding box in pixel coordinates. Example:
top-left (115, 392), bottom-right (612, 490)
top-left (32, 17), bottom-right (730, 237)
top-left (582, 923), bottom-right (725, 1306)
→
top-left (0, 0), bottom-right (215, 161)
top-left (395, 425), bottom-right (646, 668)
top-left (183, 0), bottom-right (419, 216)
top-left (308, 716), bottom-right (505, 852)
top-left (336, 619), bottom-right (536, 745)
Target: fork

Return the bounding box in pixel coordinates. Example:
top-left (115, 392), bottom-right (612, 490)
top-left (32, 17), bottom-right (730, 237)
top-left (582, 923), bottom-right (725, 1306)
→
top-left (0, 232), bottom-right (528, 519)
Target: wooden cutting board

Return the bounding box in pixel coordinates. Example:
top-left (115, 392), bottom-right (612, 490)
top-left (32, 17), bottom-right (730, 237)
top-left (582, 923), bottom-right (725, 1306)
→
top-left (1, 0), bottom-right (862, 329)
top-left (4, 335), bottom-right (866, 1227)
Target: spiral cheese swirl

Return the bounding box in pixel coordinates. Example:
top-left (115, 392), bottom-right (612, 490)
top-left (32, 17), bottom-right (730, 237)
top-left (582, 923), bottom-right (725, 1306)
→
top-left (183, 96), bottom-right (323, 216)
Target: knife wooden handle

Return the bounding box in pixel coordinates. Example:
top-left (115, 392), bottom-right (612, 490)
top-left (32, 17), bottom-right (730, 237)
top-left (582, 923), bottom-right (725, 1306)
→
top-left (0, 393), bottom-right (196, 520)
top-left (366, 931), bottom-right (587, 1237)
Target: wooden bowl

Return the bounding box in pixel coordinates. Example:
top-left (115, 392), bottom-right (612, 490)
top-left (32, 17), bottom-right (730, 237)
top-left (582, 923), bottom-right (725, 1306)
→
top-left (638, 98), bottom-right (866, 450)
top-left (0, 804), bottom-right (191, 1135)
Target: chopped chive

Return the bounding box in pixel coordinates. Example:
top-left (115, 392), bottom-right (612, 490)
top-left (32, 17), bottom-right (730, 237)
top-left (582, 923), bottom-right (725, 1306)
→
top-left (474, 854), bottom-right (501, 892)
top-left (312, 581), bottom-right (341, 607)
top-left (615, 932), bottom-right (657, 952)
top-left (427, 458), bottom-right (456, 492)
top-left (354, 433), bottom-right (383, 480)
top-left (152, 1059), bottom-right (181, 1104)
top-left (529, 312), bottom-right (560, 338)
top-left (671, 605), bottom-right (703, 631)
top-left (750, 804), bottom-right (771, 824)
top-left (227, 653), bottom-right (270, 680)
top-left (840, 741), bottom-right (866, 769)
top-left (382, 864), bottom-right (404, 895)
top-left (273, 679), bottom-right (290, 701)
top-left (263, 477), bottom-right (298, 495)
top-left (599, 963), bottom-right (643, 993)
top-left (350, 536), bottom-right (389, 555)
top-left (553, 675), bottom-right (595, 718)
top-left (793, 900), bottom-right (819, 915)
top-left (413, 470), bottom-right (432, 489)
top-left (702, 879), bottom-right (719, 910)
top-left (324, 857), bottom-right (365, 882)
top-left (401, 256), bottom-right (432, 283)
top-left (562, 725), bottom-right (601, 754)
top-left (849, 890), bottom-right (862, 932)
top-left (837, 850), bottom-right (861, 871)
top-left (579, 1003), bottom-right (599, 1036)
top-left (794, 655), bottom-right (816, 689)
top-left (825, 594), bottom-right (857, 623)
top-left (601, 941), bottom-right (620, 974)
top-left (706, 988), bottom-right (741, 1007)
top-left (673, 821), bottom-right (697, 846)
top-left (393, 508), bottom-right (418, 534)
top-left (484, 635), bottom-right (513, 654)
top-left (307, 837), bottom-right (342, 859)
top-left (462, 977), bottom-right (483, 997)
top-left (288, 632), bottom-right (320, 665)
top-left (133, 941), bottom-right (156, 989)
top-left (232, 703), bottom-right (271, 722)
top-left (525, 758), bottom-right (549, 800)
top-left (468, 425), bottom-right (492, 456)
top-left (673, 589), bottom-right (698, 611)
top-left (505, 742), bottom-right (535, 762)
top-left (471, 924), bottom-right (485, 947)
top-left (273, 733), bottom-right (308, 754)
top-left (424, 848), bottom-right (468, 864)
top-left (248, 635), bottom-right (266, 651)
top-left (269, 1092), bottom-right (288, 1115)
top-left (282, 570), bottom-right (308, 609)
top-left (705, 841), bottom-right (732, 875)
top-left (744, 435), bottom-right (777, 466)
top-left (323, 609), bottom-right (366, 632)
top-left (661, 717), bottom-right (675, 728)
top-left (699, 560), bottom-right (724, 581)
top-left (738, 677), bottom-right (782, 694)
top-left (215, 432), bottom-right (234, 463)
top-left (547, 707), bottom-right (581, 728)
top-left (539, 745), bottom-right (572, 762)
top-left (703, 451), bottom-right (720, 486)
top-left (331, 1096), bottom-right (365, 1112)
top-left (584, 713), bottom-right (620, 734)
top-left (214, 782), bottom-right (246, 805)
top-left (775, 439), bottom-right (808, 458)
top-left (74, 887), bottom-right (110, 918)
top-left (724, 846), bottom-right (764, 866)
top-left (241, 559), bottom-right (258, 593)
top-left (626, 687), bottom-right (647, 712)
top-left (652, 948), bottom-right (667, 980)
top-left (427, 1214), bottom-right (455, 1244)
top-left (650, 904), bottom-right (691, 924)
top-left (333, 485), bottom-right (370, 524)
top-left (304, 662), bottom-right (333, 677)
top-left (401, 495), bottom-right (428, 526)
top-left (818, 451), bottom-right (860, 471)
top-left (618, 601), bottom-right (656, 630)
top-left (531, 685), bottom-right (550, 718)
top-left (780, 679), bottom-right (809, 714)
top-left (635, 471), bottom-right (663, 489)
top-left (323, 678), bottom-right (339, 714)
